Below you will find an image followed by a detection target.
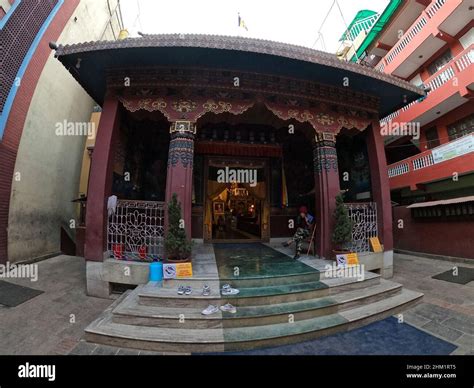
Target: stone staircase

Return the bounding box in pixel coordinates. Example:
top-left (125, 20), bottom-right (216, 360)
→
top-left (84, 266), bottom-right (423, 353)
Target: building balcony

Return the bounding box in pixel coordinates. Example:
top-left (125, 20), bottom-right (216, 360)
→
top-left (387, 133), bottom-right (474, 190)
top-left (376, 0), bottom-right (472, 78)
top-left (381, 44), bottom-right (473, 128)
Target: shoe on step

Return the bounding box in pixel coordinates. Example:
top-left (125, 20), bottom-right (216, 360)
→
top-left (177, 286), bottom-right (185, 295)
top-left (202, 284), bottom-right (211, 296)
top-left (220, 303), bottom-right (237, 314)
top-left (184, 286), bottom-right (192, 295)
top-left (201, 305), bottom-right (219, 315)
top-left (294, 254), bottom-right (301, 260)
top-left (221, 284), bottom-right (240, 296)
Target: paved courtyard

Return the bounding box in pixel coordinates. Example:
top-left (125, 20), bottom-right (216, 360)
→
top-left (0, 252), bottom-right (472, 355)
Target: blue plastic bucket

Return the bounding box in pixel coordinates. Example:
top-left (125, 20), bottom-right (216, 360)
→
top-left (149, 262), bottom-right (163, 281)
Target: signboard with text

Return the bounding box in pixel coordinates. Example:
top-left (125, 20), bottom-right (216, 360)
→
top-left (163, 263), bottom-right (193, 279)
top-left (369, 237), bottom-right (383, 253)
top-left (336, 252), bottom-right (359, 266)
top-left (432, 135), bottom-right (474, 164)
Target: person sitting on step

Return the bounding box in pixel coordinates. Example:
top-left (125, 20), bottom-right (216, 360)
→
top-left (282, 205), bottom-right (314, 260)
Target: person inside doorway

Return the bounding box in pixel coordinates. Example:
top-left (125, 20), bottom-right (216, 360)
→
top-left (282, 206), bottom-right (314, 260)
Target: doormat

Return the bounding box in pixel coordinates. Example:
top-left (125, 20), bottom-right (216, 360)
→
top-left (432, 267), bottom-right (474, 285)
top-left (0, 280), bottom-right (43, 307)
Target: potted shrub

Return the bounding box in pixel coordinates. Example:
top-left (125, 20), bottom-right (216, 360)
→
top-left (332, 193), bottom-right (354, 257)
top-left (165, 193), bottom-right (192, 262)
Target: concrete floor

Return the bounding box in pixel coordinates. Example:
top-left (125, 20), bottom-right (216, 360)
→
top-left (0, 255), bottom-right (111, 355)
top-left (0, 252), bottom-right (472, 355)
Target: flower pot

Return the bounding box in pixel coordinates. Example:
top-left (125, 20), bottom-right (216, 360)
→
top-left (166, 256), bottom-right (191, 263)
top-left (138, 245), bottom-right (147, 260)
top-left (112, 243), bottom-right (124, 259)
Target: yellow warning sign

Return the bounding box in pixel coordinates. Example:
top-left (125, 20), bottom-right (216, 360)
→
top-left (369, 237), bottom-right (383, 253)
top-left (176, 262), bottom-right (193, 278)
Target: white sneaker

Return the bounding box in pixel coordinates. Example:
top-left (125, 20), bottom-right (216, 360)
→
top-left (220, 303), bottom-right (237, 314)
top-left (201, 305), bottom-right (219, 315)
top-left (221, 284), bottom-right (240, 296)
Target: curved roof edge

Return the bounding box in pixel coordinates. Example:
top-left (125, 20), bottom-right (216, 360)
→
top-left (55, 33), bottom-right (423, 96)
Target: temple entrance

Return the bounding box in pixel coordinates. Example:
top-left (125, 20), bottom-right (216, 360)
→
top-left (205, 157), bottom-right (268, 242)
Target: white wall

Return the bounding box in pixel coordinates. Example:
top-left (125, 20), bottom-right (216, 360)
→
top-left (8, 0), bottom-right (121, 263)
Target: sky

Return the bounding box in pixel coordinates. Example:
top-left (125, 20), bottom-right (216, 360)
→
top-left (120, 0), bottom-right (389, 54)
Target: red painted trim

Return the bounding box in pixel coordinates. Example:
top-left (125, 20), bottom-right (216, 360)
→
top-left (390, 45), bottom-right (473, 126)
top-left (0, 0), bottom-right (80, 263)
top-left (390, 152), bottom-right (474, 191)
top-left (382, 0), bottom-right (464, 76)
top-left (368, 121), bottom-right (393, 251)
top-left (84, 97), bottom-right (121, 262)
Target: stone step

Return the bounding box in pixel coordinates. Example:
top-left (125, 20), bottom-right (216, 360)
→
top-left (112, 279), bottom-right (402, 328)
top-left (138, 280), bottom-right (329, 308)
top-left (138, 272), bottom-right (380, 308)
top-left (162, 271), bottom-right (321, 289)
top-left (84, 288), bottom-right (423, 353)
top-left (224, 289), bottom-right (424, 351)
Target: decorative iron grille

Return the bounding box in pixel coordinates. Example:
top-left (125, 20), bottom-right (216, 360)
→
top-left (344, 202), bottom-right (378, 253)
top-left (107, 200), bottom-right (165, 261)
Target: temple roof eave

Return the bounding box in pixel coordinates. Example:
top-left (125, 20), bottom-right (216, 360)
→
top-left (53, 34), bottom-right (425, 118)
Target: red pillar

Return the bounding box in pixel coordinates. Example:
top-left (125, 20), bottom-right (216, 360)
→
top-left (367, 121), bottom-right (393, 251)
top-left (313, 132), bottom-right (341, 259)
top-left (165, 121), bottom-right (195, 240)
top-left (84, 97), bottom-right (120, 262)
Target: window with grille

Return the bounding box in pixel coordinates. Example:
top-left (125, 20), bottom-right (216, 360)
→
top-left (448, 114), bottom-right (474, 141)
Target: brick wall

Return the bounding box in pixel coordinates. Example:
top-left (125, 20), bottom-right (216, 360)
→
top-left (0, 0), bottom-right (80, 263)
top-left (393, 206), bottom-right (474, 259)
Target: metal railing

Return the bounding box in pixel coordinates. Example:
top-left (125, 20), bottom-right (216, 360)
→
top-left (343, 13), bottom-right (380, 42)
top-left (426, 0), bottom-right (447, 18)
top-left (386, 15), bottom-right (427, 64)
top-left (385, 0), bottom-right (446, 65)
top-left (388, 162), bottom-right (410, 178)
top-left (344, 202), bottom-right (378, 253)
top-left (107, 200), bottom-right (165, 261)
top-left (380, 45), bottom-right (473, 124)
top-left (412, 153), bottom-right (434, 170)
top-left (387, 133), bottom-right (474, 178)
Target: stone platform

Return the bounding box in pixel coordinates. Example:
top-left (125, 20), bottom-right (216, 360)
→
top-left (84, 243), bottom-right (423, 352)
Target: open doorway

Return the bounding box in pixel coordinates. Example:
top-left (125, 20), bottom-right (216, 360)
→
top-left (205, 157), bottom-right (267, 242)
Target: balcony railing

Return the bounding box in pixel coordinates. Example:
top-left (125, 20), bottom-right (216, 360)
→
top-left (388, 162), bottom-right (409, 178)
top-left (107, 200), bottom-right (165, 261)
top-left (380, 0), bottom-right (447, 68)
top-left (385, 15), bottom-right (428, 65)
top-left (381, 44), bottom-right (473, 124)
top-left (387, 133), bottom-right (474, 178)
top-left (344, 13), bottom-right (380, 42)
